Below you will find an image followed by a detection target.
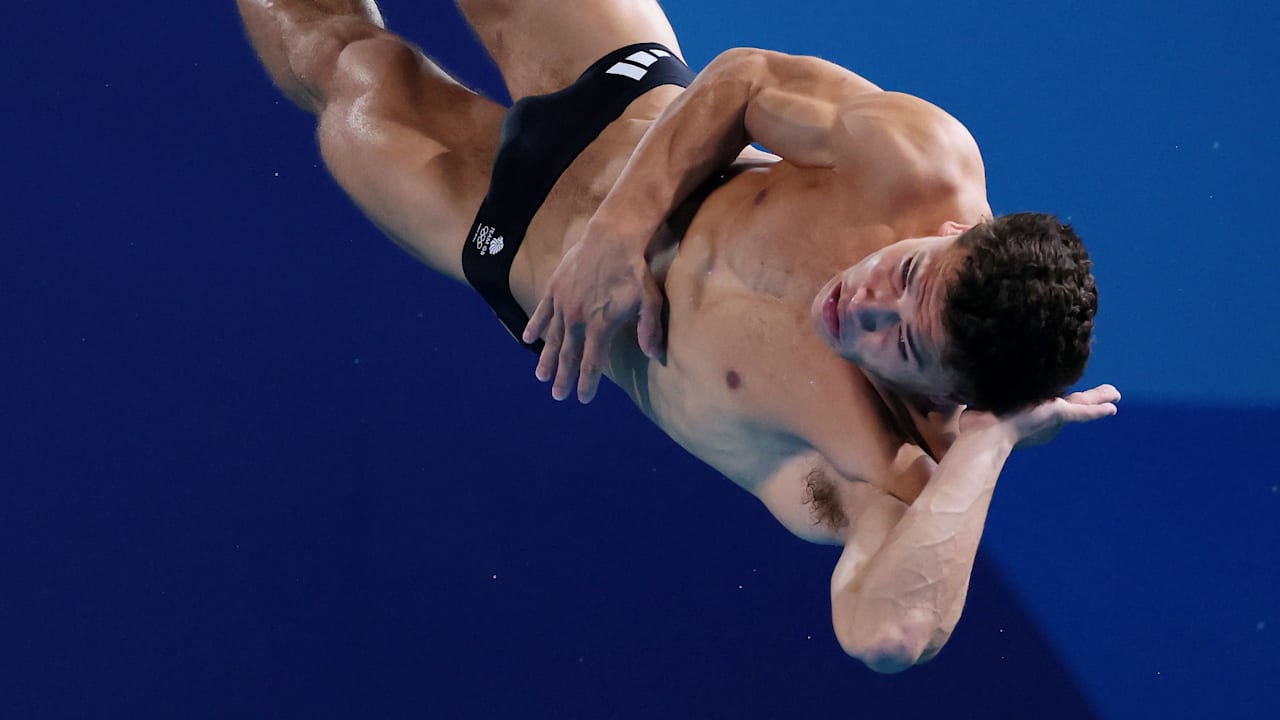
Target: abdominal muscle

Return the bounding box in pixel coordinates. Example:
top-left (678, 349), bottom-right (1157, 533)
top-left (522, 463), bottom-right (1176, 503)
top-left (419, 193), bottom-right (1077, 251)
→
top-left (603, 164), bottom-right (887, 493)
top-left (634, 171), bottom-right (868, 490)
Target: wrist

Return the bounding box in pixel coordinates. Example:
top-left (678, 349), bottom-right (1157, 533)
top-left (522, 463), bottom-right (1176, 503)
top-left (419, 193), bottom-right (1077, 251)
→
top-left (957, 420), bottom-right (1018, 456)
top-left (585, 207), bottom-right (652, 251)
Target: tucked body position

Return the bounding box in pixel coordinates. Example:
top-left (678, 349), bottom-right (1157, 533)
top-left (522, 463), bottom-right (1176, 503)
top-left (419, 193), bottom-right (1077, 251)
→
top-left (237, 0), bottom-right (1119, 673)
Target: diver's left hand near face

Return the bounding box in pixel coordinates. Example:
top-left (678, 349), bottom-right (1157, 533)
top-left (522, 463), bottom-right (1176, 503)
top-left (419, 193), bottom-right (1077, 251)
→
top-left (959, 383), bottom-right (1122, 450)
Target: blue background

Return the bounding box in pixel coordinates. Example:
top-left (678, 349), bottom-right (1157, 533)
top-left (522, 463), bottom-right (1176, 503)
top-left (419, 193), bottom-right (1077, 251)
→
top-left (3, 1), bottom-right (1277, 718)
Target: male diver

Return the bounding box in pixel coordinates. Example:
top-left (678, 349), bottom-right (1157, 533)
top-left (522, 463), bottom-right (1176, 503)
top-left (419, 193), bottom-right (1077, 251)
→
top-left (236, 0), bottom-right (1119, 673)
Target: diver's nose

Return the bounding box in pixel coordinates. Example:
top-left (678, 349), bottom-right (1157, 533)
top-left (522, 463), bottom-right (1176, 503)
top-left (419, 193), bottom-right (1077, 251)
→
top-left (852, 297), bottom-right (899, 332)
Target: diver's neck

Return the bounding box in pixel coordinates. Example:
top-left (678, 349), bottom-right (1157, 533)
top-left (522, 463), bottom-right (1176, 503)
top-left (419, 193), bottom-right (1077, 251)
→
top-left (865, 376), bottom-right (962, 461)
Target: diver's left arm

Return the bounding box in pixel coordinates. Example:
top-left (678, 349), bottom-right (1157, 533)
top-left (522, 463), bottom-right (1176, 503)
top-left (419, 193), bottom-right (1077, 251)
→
top-left (831, 384), bottom-right (1121, 673)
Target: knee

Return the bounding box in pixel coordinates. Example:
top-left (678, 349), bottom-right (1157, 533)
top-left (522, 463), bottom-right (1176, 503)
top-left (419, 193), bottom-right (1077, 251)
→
top-left (288, 18), bottom-right (405, 111)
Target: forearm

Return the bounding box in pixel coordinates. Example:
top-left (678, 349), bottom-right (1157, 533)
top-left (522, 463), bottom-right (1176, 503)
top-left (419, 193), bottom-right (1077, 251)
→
top-left (589, 48), bottom-right (766, 251)
top-left (237, 0), bottom-right (385, 112)
top-left (835, 426), bottom-right (1015, 669)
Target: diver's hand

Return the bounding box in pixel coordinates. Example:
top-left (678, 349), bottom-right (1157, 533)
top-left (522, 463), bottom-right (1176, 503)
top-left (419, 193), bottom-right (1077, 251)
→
top-left (523, 220), bottom-right (665, 403)
top-left (959, 384), bottom-right (1121, 450)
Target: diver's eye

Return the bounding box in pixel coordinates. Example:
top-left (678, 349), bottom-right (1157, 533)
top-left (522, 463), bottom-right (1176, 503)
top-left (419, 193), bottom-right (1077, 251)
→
top-left (900, 257), bottom-right (911, 290)
top-left (898, 324), bottom-right (908, 361)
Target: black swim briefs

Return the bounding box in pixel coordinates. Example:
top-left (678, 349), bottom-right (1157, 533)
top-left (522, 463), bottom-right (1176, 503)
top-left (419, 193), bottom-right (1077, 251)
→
top-left (461, 43), bottom-right (696, 353)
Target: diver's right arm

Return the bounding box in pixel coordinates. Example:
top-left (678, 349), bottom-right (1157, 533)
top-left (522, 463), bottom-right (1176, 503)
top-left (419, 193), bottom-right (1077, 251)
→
top-left (583, 46), bottom-right (982, 256)
top-left (586, 48), bottom-right (882, 246)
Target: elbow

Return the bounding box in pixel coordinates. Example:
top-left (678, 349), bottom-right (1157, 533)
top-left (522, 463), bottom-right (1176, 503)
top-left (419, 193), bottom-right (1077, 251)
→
top-left (704, 47), bottom-right (771, 87)
top-left (844, 632), bottom-right (922, 675)
top-left (709, 46), bottom-right (764, 69)
top-left (836, 619), bottom-right (934, 675)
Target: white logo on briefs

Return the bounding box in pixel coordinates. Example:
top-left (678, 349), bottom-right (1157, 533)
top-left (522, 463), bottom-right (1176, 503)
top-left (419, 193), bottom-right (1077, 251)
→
top-left (472, 224), bottom-right (505, 256)
top-left (604, 49), bottom-right (672, 81)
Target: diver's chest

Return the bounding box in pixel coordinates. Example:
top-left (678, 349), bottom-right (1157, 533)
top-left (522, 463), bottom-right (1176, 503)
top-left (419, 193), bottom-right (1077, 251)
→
top-left (651, 269), bottom-right (875, 487)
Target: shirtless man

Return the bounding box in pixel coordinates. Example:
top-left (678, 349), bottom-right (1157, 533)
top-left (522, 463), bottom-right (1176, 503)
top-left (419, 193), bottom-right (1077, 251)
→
top-left (236, 0), bottom-right (1119, 673)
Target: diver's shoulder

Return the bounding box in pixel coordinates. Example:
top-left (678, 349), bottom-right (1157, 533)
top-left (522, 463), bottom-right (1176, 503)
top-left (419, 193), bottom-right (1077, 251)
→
top-left (832, 91), bottom-right (986, 205)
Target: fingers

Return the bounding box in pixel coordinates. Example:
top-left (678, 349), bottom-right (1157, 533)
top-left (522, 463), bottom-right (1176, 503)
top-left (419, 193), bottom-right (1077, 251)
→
top-left (536, 313), bottom-right (606, 403)
top-left (1057, 398), bottom-right (1118, 424)
top-left (524, 296), bottom-right (553, 345)
top-left (533, 313), bottom-right (588, 402)
top-left (527, 259), bottom-right (664, 403)
top-left (1064, 384), bottom-right (1122, 406)
top-left (535, 315), bottom-right (564, 384)
top-left (577, 331), bottom-right (606, 404)
top-left (552, 322), bottom-right (587, 401)
top-left (636, 277), bottom-right (665, 360)
top-left (529, 295), bottom-right (607, 403)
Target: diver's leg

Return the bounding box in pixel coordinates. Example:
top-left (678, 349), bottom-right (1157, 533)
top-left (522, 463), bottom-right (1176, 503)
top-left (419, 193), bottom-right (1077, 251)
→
top-left (237, 0), bottom-right (505, 282)
top-left (455, 0), bottom-right (684, 101)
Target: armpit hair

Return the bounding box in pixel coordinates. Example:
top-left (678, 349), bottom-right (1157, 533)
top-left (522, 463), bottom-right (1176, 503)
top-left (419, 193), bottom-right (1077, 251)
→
top-left (804, 467), bottom-right (848, 531)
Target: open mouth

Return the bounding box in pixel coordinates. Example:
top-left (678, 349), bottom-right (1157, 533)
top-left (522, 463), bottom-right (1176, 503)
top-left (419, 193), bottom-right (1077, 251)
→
top-left (823, 283), bottom-right (841, 341)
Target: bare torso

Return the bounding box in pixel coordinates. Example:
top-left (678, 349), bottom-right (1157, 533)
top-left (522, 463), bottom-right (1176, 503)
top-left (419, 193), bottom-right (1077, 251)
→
top-left (499, 84), bottom-right (983, 540)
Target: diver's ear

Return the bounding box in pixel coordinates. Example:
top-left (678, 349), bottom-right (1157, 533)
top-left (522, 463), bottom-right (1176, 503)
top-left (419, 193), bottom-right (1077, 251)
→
top-left (937, 221), bottom-right (971, 236)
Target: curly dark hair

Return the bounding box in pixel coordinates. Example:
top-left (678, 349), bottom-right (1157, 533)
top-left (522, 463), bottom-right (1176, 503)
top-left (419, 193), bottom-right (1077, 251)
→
top-left (940, 213), bottom-right (1097, 415)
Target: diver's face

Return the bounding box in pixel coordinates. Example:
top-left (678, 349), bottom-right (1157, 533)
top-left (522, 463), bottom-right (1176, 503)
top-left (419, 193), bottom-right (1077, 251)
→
top-left (810, 230), bottom-right (966, 400)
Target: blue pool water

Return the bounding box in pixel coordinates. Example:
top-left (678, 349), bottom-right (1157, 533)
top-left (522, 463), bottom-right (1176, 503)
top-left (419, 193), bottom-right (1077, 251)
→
top-left (3, 1), bottom-right (1276, 717)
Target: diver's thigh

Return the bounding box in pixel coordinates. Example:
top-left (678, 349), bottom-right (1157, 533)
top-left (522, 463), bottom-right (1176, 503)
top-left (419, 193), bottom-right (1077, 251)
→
top-left (318, 37), bottom-right (505, 282)
top-left (455, 0), bottom-right (682, 100)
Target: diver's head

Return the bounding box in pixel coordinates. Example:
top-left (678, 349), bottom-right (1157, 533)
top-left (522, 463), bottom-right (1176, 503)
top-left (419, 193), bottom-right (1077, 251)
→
top-left (941, 213), bottom-right (1097, 414)
top-left (810, 213), bottom-right (1097, 413)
